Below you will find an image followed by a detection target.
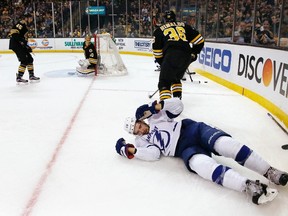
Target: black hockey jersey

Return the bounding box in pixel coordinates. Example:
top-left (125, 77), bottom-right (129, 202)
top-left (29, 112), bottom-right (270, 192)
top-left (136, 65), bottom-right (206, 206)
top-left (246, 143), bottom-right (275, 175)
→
top-left (9, 21), bottom-right (30, 51)
top-left (152, 22), bottom-right (204, 63)
top-left (83, 42), bottom-right (97, 61)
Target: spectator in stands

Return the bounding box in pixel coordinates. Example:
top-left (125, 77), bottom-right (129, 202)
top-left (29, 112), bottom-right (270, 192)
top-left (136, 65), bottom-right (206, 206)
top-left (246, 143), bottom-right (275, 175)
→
top-left (242, 22), bottom-right (252, 43)
top-left (271, 15), bottom-right (280, 37)
top-left (255, 19), bottom-right (276, 46)
top-left (244, 12), bottom-right (253, 24)
top-left (1, 0), bottom-right (288, 49)
top-left (281, 7), bottom-right (288, 38)
top-left (232, 31), bottom-right (245, 43)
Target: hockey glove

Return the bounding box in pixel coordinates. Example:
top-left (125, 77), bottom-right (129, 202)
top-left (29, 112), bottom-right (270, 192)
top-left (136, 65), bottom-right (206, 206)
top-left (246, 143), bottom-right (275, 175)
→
top-left (191, 53), bottom-right (198, 63)
top-left (115, 138), bottom-right (135, 159)
top-left (135, 100), bottom-right (158, 120)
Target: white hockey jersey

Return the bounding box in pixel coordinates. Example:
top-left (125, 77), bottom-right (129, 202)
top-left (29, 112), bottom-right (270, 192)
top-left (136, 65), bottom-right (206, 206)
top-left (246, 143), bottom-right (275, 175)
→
top-left (134, 98), bottom-right (183, 161)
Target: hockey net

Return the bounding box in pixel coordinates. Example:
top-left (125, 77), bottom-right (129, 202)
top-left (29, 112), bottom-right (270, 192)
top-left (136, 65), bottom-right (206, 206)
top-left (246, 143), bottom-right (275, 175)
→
top-left (93, 33), bottom-right (127, 76)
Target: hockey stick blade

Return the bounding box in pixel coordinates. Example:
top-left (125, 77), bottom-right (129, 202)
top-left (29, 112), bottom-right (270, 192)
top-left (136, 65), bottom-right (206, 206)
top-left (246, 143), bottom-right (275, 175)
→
top-left (68, 72), bottom-right (76, 75)
top-left (267, 113), bottom-right (288, 135)
top-left (186, 72), bottom-right (196, 75)
top-left (148, 89), bottom-right (159, 99)
top-left (192, 80), bottom-right (201, 84)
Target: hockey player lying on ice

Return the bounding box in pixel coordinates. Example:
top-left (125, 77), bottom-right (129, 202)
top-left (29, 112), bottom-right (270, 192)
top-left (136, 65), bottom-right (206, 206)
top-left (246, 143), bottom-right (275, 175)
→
top-left (115, 98), bottom-right (288, 205)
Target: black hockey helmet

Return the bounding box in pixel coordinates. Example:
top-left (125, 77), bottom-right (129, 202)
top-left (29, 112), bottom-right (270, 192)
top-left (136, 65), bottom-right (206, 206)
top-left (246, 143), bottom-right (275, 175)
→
top-left (164, 10), bottom-right (176, 22)
top-left (21, 13), bottom-right (31, 19)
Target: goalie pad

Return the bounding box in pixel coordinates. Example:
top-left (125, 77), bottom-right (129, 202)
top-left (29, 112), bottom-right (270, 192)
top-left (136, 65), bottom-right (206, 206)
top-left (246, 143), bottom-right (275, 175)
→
top-left (78, 59), bottom-right (90, 67)
top-left (76, 66), bottom-right (95, 75)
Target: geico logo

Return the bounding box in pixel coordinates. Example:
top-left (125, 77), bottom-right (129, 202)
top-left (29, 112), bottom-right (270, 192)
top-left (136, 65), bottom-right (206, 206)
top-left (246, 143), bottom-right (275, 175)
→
top-left (199, 47), bottom-right (232, 73)
top-left (238, 54), bottom-right (288, 97)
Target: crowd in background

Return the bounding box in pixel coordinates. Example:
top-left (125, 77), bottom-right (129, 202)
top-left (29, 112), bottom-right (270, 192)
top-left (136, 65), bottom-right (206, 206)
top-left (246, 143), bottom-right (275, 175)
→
top-left (0, 0), bottom-right (74, 38)
top-left (1, 0), bottom-right (288, 48)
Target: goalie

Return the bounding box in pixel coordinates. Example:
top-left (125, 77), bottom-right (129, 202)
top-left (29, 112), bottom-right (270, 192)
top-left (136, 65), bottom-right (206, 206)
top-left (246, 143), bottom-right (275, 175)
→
top-left (77, 35), bottom-right (98, 74)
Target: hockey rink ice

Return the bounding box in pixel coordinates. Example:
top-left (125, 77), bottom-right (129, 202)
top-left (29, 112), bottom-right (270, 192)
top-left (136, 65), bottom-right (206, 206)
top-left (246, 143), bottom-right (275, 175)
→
top-left (0, 53), bottom-right (287, 216)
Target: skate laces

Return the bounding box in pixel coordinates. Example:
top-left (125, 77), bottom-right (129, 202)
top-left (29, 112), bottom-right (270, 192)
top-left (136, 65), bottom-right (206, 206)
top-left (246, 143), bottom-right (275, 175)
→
top-left (264, 167), bottom-right (282, 185)
top-left (245, 179), bottom-right (278, 205)
top-left (245, 180), bottom-right (266, 196)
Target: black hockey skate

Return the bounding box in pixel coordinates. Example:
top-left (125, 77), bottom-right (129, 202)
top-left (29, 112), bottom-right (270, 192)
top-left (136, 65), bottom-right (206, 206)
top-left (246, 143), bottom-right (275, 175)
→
top-left (16, 77), bottom-right (28, 84)
top-left (29, 75), bottom-right (40, 82)
top-left (264, 167), bottom-right (288, 186)
top-left (154, 65), bottom-right (160, 72)
top-left (245, 180), bottom-right (278, 205)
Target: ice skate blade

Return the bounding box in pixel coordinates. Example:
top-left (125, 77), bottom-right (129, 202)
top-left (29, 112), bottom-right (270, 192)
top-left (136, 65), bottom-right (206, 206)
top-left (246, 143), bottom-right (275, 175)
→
top-left (257, 188), bottom-right (278, 204)
top-left (29, 79), bottom-right (40, 83)
top-left (16, 81), bottom-right (29, 85)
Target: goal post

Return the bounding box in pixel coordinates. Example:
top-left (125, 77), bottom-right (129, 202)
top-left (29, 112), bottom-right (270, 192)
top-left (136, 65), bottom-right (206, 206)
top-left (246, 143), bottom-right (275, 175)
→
top-left (93, 33), bottom-right (127, 76)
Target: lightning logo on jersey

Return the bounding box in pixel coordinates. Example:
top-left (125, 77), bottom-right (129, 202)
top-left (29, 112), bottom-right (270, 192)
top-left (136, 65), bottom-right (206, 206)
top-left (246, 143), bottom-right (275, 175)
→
top-left (146, 126), bottom-right (171, 154)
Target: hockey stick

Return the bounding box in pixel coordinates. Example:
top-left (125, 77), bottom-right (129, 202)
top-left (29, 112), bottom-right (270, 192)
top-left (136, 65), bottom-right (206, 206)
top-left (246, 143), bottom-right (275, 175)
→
top-left (267, 113), bottom-right (288, 135)
top-left (148, 89), bottom-right (159, 99)
top-left (186, 70), bottom-right (208, 84)
top-left (267, 113), bottom-right (288, 150)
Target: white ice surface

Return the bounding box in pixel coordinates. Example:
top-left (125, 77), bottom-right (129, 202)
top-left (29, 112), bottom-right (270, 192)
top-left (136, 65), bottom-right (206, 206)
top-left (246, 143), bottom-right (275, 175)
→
top-left (0, 53), bottom-right (287, 216)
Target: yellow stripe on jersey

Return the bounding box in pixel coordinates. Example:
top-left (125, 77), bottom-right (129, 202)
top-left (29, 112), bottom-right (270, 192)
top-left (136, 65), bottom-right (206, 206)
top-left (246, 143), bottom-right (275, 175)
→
top-left (191, 34), bottom-right (200, 43)
top-left (190, 34), bottom-right (204, 45)
top-left (197, 38), bottom-right (205, 44)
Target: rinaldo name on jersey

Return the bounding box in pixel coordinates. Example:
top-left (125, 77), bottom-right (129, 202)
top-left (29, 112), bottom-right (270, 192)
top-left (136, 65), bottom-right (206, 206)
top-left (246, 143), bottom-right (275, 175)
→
top-left (160, 22), bottom-right (185, 31)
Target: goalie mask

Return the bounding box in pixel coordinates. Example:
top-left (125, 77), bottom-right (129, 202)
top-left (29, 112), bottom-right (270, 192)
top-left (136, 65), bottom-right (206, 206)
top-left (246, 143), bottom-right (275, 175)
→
top-left (124, 117), bottom-right (136, 134)
top-left (164, 10), bottom-right (176, 22)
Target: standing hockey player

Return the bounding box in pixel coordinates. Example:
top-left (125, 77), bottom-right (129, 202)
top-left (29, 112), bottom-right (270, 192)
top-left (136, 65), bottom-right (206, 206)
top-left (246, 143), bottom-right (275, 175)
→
top-left (153, 10), bottom-right (204, 100)
top-left (77, 35), bottom-right (98, 74)
top-left (9, 15), bottom-right (40, 83)
top-left (115, 98), bottom-right (288, 205)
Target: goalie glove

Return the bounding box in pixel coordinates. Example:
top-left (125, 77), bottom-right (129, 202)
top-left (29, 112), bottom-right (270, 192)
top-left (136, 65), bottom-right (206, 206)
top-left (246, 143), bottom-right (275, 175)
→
top-left (135, 100), bottom-right (159, 120)
top-left (78, 59), bottom-right (90, 67)
top-left (115, 138), bottom-right (135, 159)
